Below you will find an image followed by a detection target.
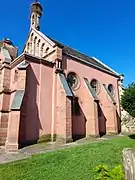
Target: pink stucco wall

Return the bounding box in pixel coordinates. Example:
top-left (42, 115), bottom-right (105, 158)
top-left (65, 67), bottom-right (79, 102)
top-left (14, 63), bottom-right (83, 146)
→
top-left (19, 61), bottom-right (53, 144)
top-left (40, 63), bottom-right (53, 136)
top-left (63, 55), bottom-right (120, 136)
top-left (7, 52), bottom-right (121, 147)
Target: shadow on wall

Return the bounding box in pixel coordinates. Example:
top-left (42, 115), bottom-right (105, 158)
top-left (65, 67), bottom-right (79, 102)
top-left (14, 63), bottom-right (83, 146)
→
top-left (72, 103), bottom-right (86, 141)
top-left (19, 65), bottom-right (43, 148)
top-left (72, 101), bottom-right (108, 141)
top-left (116, 110), bottom-right (121, 134)
top-left (98, 103), bottom-right (107, 137)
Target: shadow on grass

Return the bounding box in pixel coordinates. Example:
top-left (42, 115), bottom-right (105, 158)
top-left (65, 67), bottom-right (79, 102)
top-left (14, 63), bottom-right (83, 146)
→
top-left (128, 134), bottom-right (135, 140)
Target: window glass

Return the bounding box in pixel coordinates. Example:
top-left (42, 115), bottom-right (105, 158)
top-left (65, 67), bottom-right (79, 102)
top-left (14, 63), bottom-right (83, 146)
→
top-left (90, 79), bottom-right (99, 93)
top-left (108, 84), bottom-right (114, 96)
top-left (67, 72), bottom-right (79, 90)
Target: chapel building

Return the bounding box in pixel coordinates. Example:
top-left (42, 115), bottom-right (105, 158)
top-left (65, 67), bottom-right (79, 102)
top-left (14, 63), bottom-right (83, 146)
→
top-left (0, 1), bottom-right (122, 152)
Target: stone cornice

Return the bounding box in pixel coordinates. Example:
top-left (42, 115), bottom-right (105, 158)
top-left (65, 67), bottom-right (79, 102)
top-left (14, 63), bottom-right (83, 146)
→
top-left (0, 62), bottom-right (11, 70)
top-left (43, 49), bottom-right (56, 59)
top-left (10, 53), bottom-right (55, 69)
top-left (0, 110), bottom-right (11, 113)
top-left (63, 52), bottom-right (120, 78)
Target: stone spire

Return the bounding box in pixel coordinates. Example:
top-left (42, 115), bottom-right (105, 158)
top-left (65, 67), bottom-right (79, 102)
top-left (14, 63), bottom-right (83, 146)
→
top-left (30, 1), bottom-right (43, 30)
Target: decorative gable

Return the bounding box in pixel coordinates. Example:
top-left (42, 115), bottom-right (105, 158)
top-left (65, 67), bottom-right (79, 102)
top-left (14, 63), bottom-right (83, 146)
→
top-left (23, 28), bottom-right (56, 58)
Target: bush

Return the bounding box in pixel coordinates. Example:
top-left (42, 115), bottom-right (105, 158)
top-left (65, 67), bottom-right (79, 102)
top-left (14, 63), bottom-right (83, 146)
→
top-left (94, 164), bottom-right (125, 180)
top-left (121, 82), bottom-right (135, 117)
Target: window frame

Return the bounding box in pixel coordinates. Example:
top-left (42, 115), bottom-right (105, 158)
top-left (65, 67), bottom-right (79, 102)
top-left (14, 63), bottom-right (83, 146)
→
top-left (67, 72), bottom-right (80, 91)
top-left (90, 79), bottom-right (100, 94)
top-left (108, 84), bottom-right (115, 97)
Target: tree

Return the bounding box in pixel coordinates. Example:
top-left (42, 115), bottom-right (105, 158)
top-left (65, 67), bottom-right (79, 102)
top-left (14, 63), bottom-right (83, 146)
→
top-left (121, 82), bottom-right (135, 117)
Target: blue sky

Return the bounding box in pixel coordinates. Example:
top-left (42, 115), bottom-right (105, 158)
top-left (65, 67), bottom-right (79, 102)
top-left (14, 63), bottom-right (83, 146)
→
top-left (0, 0), bottom-right (135, 86)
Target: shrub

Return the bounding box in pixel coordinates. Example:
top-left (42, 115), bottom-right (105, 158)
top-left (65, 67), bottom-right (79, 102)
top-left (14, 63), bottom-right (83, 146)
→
top-left (94, 164), bottom-right (125, 180)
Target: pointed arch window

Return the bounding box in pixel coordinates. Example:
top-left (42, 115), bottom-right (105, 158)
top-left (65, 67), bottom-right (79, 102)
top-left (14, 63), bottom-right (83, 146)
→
top-left (32, 14), bottom-right (35, 25)
top-left (33, 36), bottom-right (37, 55)
top-left (40, 43), bottom-right (45, 57)
top-left (45, 47), bottom-right (49, 53)
top-left (31, 33), bottom-right (34, 41)
top-left (37, 39), bottom-right (41, 56)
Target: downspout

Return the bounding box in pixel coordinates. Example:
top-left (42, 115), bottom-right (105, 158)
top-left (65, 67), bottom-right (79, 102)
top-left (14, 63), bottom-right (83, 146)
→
top-left (51, 66), bottom-right (56, 142)
top-left (39, 60), bottom-right (42, 134)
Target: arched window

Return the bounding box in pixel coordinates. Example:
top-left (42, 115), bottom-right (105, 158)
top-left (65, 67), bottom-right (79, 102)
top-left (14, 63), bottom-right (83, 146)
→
top-left (40, 43), bottom-right (45, 57)
top-left (45, 47), bottom-right (49, 53)
top-left (37, 39), bottom-right (40, 47)
top-left (90, 79), bottom-right (99, 93)
top-left (33, 36), bottom-right (37, 55)
top-left (67, 72), bottom-right (79, 90)
top-left (32, 14), bottom-right (35, 25)
top-left (37, 39), bottom-right (41, 56)
top-left (56, 60), bottom-right (62, 69)
top-left (108, 84), bottom-right (114, 96)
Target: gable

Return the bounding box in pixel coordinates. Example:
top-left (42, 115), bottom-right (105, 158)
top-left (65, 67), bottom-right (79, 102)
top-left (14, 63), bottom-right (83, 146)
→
top-left (23, 28), bottom-right (56, 58)
top-left (23, 28), bottom-right (120, 77)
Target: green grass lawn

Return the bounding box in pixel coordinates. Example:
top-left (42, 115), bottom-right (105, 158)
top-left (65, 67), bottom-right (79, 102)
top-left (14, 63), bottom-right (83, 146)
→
top-left (0, 136), bottom-right (135, 180)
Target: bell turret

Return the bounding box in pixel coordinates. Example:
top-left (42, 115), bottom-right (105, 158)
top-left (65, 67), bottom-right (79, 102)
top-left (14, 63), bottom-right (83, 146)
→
top-left (30, 1), bottom-right (43, 30)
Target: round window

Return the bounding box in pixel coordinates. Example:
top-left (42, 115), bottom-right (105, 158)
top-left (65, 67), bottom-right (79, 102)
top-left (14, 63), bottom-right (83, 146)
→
top-left (108, 84), bottom-right (114, 96)
top-left (67, 72), bottom-right (79, 90)
top-left (90, 79), bottom-right (100, 93)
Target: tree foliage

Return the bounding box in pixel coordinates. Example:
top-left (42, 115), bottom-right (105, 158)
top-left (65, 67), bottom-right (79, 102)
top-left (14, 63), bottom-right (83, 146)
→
top-left (121, 82), bottom-right (135, 117)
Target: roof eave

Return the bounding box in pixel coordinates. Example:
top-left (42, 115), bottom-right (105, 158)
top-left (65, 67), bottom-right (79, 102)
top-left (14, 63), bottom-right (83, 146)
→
top-left (92, 56), bottom-right (120, 76)
top-left (63, 52), bottom-right (120, 78)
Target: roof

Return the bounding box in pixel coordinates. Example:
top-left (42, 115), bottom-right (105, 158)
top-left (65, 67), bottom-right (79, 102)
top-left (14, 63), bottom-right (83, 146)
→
top-left (0, 39), bottom-right (18, 61)
top-left (49, 37), bottom-right (119, 77)
top-left (84, 78), bottom-right (99, 101)
top-left (1, 47), bottom-right (12, 63)
top-left (11, 90), bottom-right (25, 110)
top-left (59, 73), bottom-right (73, 97)
top-left (17, 60), bottom-right (29, 69)
top-left (23, 27), bottom-right (120, 77)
